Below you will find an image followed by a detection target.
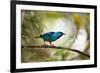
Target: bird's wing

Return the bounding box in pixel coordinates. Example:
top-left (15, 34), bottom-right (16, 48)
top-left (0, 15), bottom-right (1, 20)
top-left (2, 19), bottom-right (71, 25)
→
top-left (42, 32), bottom-right (55, 36)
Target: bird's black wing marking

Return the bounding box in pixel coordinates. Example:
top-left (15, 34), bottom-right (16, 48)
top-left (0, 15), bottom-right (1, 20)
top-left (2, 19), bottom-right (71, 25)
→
top-left (42, 32), bottom-right (55, 36)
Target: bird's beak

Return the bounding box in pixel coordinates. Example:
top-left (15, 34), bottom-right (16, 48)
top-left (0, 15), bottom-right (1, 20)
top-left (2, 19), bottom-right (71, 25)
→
top-left (63, 33), bottom-right (66, 35)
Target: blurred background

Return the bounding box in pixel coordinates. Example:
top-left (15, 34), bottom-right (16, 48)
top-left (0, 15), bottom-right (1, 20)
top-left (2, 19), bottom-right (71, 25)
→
top-left (21, 10), bottom-right (90, 63)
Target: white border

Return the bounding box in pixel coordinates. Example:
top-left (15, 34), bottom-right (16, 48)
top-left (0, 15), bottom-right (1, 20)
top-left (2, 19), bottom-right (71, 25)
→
top-left (16, 4), bottom-right (94, 69)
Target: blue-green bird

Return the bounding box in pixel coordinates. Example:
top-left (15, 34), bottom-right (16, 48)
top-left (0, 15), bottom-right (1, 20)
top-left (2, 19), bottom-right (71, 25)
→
top-left (36, 31), bottom-right (66, 45)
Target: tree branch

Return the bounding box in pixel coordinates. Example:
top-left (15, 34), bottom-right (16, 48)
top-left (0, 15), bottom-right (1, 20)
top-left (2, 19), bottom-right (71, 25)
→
top-left (22, 45), bottom-right (90, 58)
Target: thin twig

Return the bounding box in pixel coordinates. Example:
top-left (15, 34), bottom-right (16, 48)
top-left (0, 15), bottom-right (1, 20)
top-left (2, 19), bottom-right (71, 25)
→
top-left (22, 45), bottom-right (90, 58)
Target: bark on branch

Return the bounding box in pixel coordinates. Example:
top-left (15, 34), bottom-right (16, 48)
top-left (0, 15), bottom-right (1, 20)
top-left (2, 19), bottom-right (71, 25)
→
top-left (22, 45), bottom-right (90, 58)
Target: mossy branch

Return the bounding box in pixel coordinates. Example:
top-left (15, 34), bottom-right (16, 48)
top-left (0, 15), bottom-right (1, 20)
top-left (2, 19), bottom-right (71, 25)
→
top-left (22, 45), bottom-right (90, 58)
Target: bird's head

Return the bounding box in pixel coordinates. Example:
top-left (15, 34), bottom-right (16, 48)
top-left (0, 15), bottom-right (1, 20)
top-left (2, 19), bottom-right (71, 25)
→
top-left (58, 32), bottom-right (66, 35)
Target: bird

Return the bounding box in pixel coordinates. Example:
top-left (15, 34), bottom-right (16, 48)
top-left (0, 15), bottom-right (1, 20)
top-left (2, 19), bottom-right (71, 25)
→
top-left (35, 31), bottom-right (66, 46)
